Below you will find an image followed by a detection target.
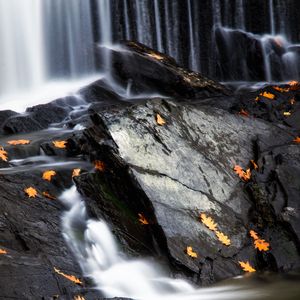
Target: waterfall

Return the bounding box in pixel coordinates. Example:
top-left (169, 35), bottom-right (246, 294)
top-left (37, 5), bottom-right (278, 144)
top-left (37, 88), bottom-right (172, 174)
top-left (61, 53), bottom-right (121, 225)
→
top-left (187, 0), bottom-right (197, 70)
top-left (269, 0), bottom-right (275, 35)
top-left (154, 0), bottom-right (163, 52)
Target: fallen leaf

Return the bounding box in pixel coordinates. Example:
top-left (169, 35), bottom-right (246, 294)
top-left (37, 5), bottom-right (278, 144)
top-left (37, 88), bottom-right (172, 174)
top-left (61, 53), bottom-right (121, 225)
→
top-left (54, 267), bottom-right (83, 285)
top-left (290, 98), bottom-right (296, 105)
top-left (53, 140), bottom-right (67, 149)
top-left (215, 231), bottom-right (231, 246)
top-left (254, 239), bottom-right (270, 251)
top-left (147, 52), bottom-right (164, 60)
top-left (24, 187), bottom-right (38, 198)
top-left (200, 213), bottom-right (218, 231)
top-left (74, 296), bottom-right (86, 300)
top-left (234, 165), bottom-right (251, 181)
top-left (156, 113), bottom-right (166, 126)
top-left (42, 191), bottom-right (56, 200)
top-left (186, 246), bottom-right (198, 258)
top-left (249, 230), bottom-right (259, 240)
top-left (250, 160), bottom-right (259, 170)
top-left (293, 137), bottom-right (300, 143)
top-left (7, 139), bottom-right (30, 145)
top-left (138, 213), bottom-right (149, 225)
top-left (72, 168), bottom-right (81, 178)
top-left (273, 86), bottom-right (289, 93)
top-left (239, 261), bottom-right (256, 273)
top-left (239, 109), bottom-right (249, 117)
top-left (42, 170), bottom-right (56, 181)
top-left (283, 111), bottom-right (291, 116)
top-left (261, 92), bottom-right (275, 100)
top-left (0, 147), bottom-right (8, 162)
top-left (288, 80), bottom-right (300, 90)
top-left (0, 248), bottom-right (7, 255)
top-left (94, 160), bottom-right (105, 171)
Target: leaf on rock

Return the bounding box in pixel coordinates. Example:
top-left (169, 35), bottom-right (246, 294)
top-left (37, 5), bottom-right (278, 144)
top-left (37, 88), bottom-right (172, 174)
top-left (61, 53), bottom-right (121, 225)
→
top-left (138, 213), bottom-right (149, 225)
top-left (290, 98), bottom-right (296, 105)
top-left (239, 109), bottom-right (249, 117)
top-left (234, 165), bottom-right (251, 181)
top-left (72, 168), bottom-right (81, 178)
top-left (200, 213), bottom-right (218, 231)
top-left (293, 137), bottom-right (300, 143)
top-left (43, 191), bottom-right (56, 200)
top-left (186, 246), bottom-right (198, 258)
top-left (0, 248), bottom-right (7, 255)
top-left (273, 86), bottom-right (289, 93)
top-left (239, 261), bottom-right (256, 273)
top-left (261, 92), bottom-right (275, 100)
top-left (7, 139), bottom-right (30, 145)
top-left (288, 80), bottom-right (300, 90)
top-left (53, 140), bottom-right (67, 149)
top-left (254, 239), bottom-right (270, 251)
top-left (53, 267), bottom-right (83, 285)
top-left (249, 230), bottom-right (259, 240)
top-left (24, 187), bottom-right (38, 198)
top-left (283, 111), bottom-right (291, 116)
top-left (147, 52), bottom-right (164, 61)
top-left (42, 170), bottom-right (56, 181)
top-left (156, 113), bottom-right (166, 126)
top-left (250, 160), bottom-right (259, 170)
top-left (0, 147), bottom-right (8, 161)
top-left (94, 160), bottom-right (105, 171)
top-left (215, 231), bottom-right (231, 246)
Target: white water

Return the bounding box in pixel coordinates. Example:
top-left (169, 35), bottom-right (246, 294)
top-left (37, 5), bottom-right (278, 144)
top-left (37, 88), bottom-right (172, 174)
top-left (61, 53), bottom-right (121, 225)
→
top-left (60, 186), bottom-right (257, 300)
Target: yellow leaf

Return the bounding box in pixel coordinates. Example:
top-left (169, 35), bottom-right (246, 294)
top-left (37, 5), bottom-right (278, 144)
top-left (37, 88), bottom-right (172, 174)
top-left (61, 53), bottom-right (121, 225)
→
top-left (250, 160), bottom-right (259, 170)
top-left (200, 213), bottom-right (218, 231)
top-left (156, 113), bottom-right (166, 126)
top-left (53, 140), bottom-right (67, 149)
top-left (186, 246), bottom-right (198, 258)
top-left (261, 92), bottom-right (275, 100)
top-left (0, 147), bottom-right (8, 162)
top-left (138, 213), bottom-right (149, 225)
top-left (42, 170), bottom-right (56, 181)
top-left (293, 137), bottom-right (300, 143)
top-left (283, 112), bottom-right (291, 116)
top-left (7, 139), bottom-right (30, 145)
top-left (249, 230), bottom-right (259, 240)
top-left (215, 231), bottom-right (231, 246)
top-left (0, 248), bottom-right (7, 255)
top-left (53, 267), bottom-right (83, 285)
top-left (234, 165), bottom-right (251, 181)
top-left (24, 187), bottom-right (38, 198)
top-left (254, 239), bottom-right (270, 252)
top-left (94, 160), bottom-right (105, 171)
top-left (147, 52), bottom-right (164, 60)
top-left (72, 168), bottom-right (81, 178)
top-left (42, 191), bottom-right (56, 200)
top-left (239, 261), bottom-right (256, 273)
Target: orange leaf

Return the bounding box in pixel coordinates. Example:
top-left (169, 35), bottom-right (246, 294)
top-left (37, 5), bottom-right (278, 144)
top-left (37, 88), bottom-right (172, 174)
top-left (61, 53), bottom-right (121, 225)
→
top-left (24, 187), bottom-right (38, 198)
top-left (72, 168), bottom-right (81, 178)
top-left (94, 160), bottom-right (105, 171)
top-left (147, 52), bottom-right (164, 60)
top-left (156, 113), bottom-right (166, 126)
top-left (0, 147), bottom-right (8, 162)
top-left (42, 170), bottom-right (56, 181)
top-left (53, 140), bottom-right (67, 149)
top-left (7, 139), bottom-right (30, 145)
top-left (215, 231), bottom-right (231, 246)
top-left (0, 248), bottom-right (7, 255)
top-left (288, 80), bottom-right (300, 90)
top-left (239, 261), bottom-right (256, 273)
top-left (249, 230), bottom-right (259, 240)
top-left (186, 246), bottom-right (198, 258)
top-left (239, 109), bottom-right (249, 117)
top-left (250, 160), bottom-right (259, 170)
top-left (234, 165), bottom-right (251, 181)
top-left (200, 213), bottom-right (218, 231)
top-left (53, 267), bottom-right (83, 285)
top-left (273, 86), bottom-right (289, 93)
top-left (293, 137), bottom-right (300, 143)
top-left (260, 92), bottom-right (275, 100)
top-left (254, 239), bottom-right (270, 251)
top-left (138, 213), bottom-right (149, 225)
top-left (42, 191), bottom-right (56, 200)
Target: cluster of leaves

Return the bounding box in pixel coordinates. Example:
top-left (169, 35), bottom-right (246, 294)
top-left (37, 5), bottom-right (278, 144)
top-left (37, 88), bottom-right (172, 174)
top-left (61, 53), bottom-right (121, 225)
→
top-left (250, 230), bottom-right (270, 252)
top-left (234, 165), bottom-right (251, 182)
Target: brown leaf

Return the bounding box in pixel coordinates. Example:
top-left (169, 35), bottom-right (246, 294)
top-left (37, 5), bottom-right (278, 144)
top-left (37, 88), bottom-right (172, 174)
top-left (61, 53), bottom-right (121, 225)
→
top-left (53, 140), bottom-right (67, 149)
top-left (293, 137), bottom-right (300, 143)
top-left (53, 267), bottom-right (83, 285)
top-left (215, 231), bottom-right (231, 246)
top-left (94, 160), bottom-right (105, 171)
top-left (156, 113), bottom-right (166, 126)
top-left (0, 147), bottom-right (8, 162)
top-left (239, 109), bottom-right (249, 117)
top-left (42, 170), bottom-right (56, 181)
top-left (138, 213), bottom-right (149, 225)
top-left (239, 261), bottom-right (256, 273)
top-left (72, 168), bottom-right (81, 178)
top-left (288, 80), bottom-right (300, 90)
top-left (234, 165), bottom-right (251, 181)
top-left (186, 246), bottom-right (198, 258)
top-left (249, 230), bottom-right (259, 240)
top-left (42, 191), bottom-right (56, 200)
top-left (254, 239), bottom-right (270, 252)
top-left (250, 160), bottom-right (259, 170)
top-left (0, 248), bottom-right (7, 255)
top-left (7, 139), bottom-right (30, 145)
top-left (200, 213), bottom-right (218, 231)
top-left (24, 187), bottom-right (38, 198)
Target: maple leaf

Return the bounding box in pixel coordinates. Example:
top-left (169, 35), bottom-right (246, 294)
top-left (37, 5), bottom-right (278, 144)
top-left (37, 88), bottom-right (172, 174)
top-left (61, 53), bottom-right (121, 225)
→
top-left (215, 231), bottom-right (231, 246)
top-left (24, 187), bottom-right (38, 198)
top-left (53, 267), bottom-right (83, 285)
top-left (7, 139), bottom-right (30, 145)
top-left (261, 92), bottom-right (275, 100)
top-left (293, 137), bottom-right (300, 143)
top-left (138, 213), bottom-right (149, 225)
top-left (72, 168), bottom-right (81, 178)
top-left (156, 113), bottom-right (166, 126)
top-left (234, 165), bottom-right (251, 181)
top-left (186, 246), bottom-right (198, 258)
top-left (200, 213), bottom-right (218, 231)
top-left (239, 261), bottom-right (256, 273)
top-left (0, 147), bottom-right (8, 161)
top-left (42, 170), bottom-right (56, 181)
top-left (249, 230), bottom-right (259, 240)
top-left (239, 109), bottom-right (249, 117)
top-left (250, 160), bottom-right (259, 170)
top-left (53, 140), bottom-right (67, 149)
top-left (254, 239), bottom-right (270, 251)
top-left (0, 248), bottom-right (7, 255)
top-left (94, 160), bottom-right (105, 171)
top-left (43, 191), bottom-right (56, 200)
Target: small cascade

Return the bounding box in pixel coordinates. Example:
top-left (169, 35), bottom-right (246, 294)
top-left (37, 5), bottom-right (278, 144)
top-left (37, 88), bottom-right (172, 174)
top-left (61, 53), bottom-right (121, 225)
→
top-left (154, 0), bottom-right (163, 52)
